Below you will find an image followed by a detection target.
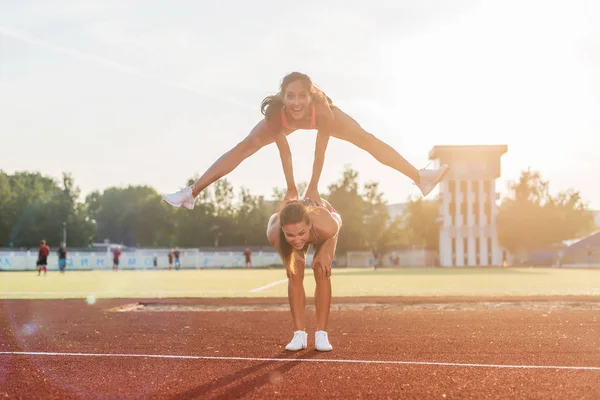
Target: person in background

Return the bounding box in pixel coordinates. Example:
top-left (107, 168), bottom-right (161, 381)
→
top-left (168, 248), bottom-right (174, 271)
top-left (57, 242), bottom-right (68, 274)
top-left (113, 245), bottom-right (122, 271)
top-left (174, 247), bottom-right (181, 270)
top-left (37, 240), bottom-right (50, 276)
top-left (244, 248), bottom-right (252, 268)
top-left (371, 248), bottom-right (381, 270)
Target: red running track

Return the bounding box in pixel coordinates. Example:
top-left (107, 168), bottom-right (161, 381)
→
top-left (1, 297), bottom-right (599, 399)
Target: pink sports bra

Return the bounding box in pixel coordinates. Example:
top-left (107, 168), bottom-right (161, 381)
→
top-left (280, 104), bottom-right (317, 130)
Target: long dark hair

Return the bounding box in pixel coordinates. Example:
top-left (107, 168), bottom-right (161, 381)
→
top-left (261, 72), bottom-right (333, 127)
top-left (278, 200), bottom-right (311, 274)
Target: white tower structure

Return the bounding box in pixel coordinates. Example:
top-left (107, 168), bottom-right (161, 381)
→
top-left (429, 145), bottom-right (508, 267)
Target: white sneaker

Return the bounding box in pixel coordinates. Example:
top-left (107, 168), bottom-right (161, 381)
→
top-left (315, 330), bottom-right (333, 352)
top-left (285, 330), bottom-right (307, 351)
top-left (162, 187), bottom-right (195, 210)
top-left (417, 164), bottom-right (449, 197)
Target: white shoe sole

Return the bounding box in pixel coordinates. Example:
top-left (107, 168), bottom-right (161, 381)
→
top-left (285, 336), bottom-right (307, 351)
top-left (285, 346), bottom-right (306, 352)
top-left (162, 196), bottom-right (194, 210)
top-left (421, 165), bottom-right (450, 197)
top-left (162, 197), bottom-right (182, 208)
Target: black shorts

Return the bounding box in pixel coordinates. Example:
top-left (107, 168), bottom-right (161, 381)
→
top-left (37, 257), bottom-right (47, 266)
top-left (113, 259), bottom-right (119, 266)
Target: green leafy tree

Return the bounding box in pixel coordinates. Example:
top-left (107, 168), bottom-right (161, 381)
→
top-left (234, 188), bottom-right (272, 246)
top-left (401, 197), bottom-right (440, 250)
top-left (0, 171), bottom-right (94, 248)
top-left (325, 166), bottom-right (367, 254)
top-left (87, 186), bottom-right (174, 247)
top-left (271, 182), bottom-right (308, 203)
top-left (497, 169), bottom-right (595, 259)
top-left (361, 181), bottom-right (389, 251)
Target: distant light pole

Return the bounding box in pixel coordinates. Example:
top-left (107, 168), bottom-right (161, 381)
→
top-left (62, 221), bottom-right (67, 245)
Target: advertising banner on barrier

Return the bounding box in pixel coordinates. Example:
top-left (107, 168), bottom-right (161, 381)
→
top-left (0, 250), bottom-right (313, 271)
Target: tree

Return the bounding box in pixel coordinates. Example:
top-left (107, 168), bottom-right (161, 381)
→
top-left (325, 166), bottom-right (367, 253)
top-left (361, 181), bottom-right (389, 251)
top-left (0, 172), bottom-right (12, 246)
top-left (233, 188), bottom-right (272, 246)
top-left (0, 171), bottom-right (94, 248)
top-left (59, 173), bottom-right (96, 247)
top-left (401, 197), bottom-right (440, 250)
top-left (497, 168), bottom-right (595, 259)
top-left (544, 190), bottom-right (595, 243)
top-left (377, 215), bottom-right (410, 252)
top-left (211, 179), bottom-right (236, 218)
top-left (1, 171), bottom-right (61, 247)
top-left (206, 179), bottom-right (239, 246)
top-left (88, 186), bottom-right (174, 247)
top-left (4, 165), bottom-right (593, 257)
top-left (173, 202), bottom-right (215, 248)
top-left (271, 182), bottom-right (308, 203)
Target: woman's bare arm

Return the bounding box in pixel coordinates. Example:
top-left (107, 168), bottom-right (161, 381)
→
top-left (305, 131), bottom-right (330, 205)
top-left (274, 133), bottom-right (298, 200)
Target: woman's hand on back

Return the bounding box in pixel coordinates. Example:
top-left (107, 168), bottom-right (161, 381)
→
top-left (304, 186), bottom-right (323, 207)
top-left (283, 188), bottom-right (299, 205)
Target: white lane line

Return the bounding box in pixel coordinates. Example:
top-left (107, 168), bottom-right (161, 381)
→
top-left (0, 290), bottom-right (250, 296)
top-left (1, 351), bottom-right (599, 371)
top-left (249, 278), bottom-right (288, 293)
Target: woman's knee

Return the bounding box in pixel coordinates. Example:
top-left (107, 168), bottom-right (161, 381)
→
top-left (312, 262), bottom-right (330, 281)
top-left (288, 270), bottom-right (305, 284)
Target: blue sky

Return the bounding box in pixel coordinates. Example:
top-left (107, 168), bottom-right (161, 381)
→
top-left (1, 0), bottom-right (599, 208)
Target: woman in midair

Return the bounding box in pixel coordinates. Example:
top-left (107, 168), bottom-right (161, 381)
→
top-left (163, 72), bottom-right (448, 208)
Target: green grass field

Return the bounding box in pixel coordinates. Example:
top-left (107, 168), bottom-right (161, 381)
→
top-left (1, 267), bottom-right (600, 300)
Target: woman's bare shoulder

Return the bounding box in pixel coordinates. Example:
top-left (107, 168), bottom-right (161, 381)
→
top-left (266, 213), bottom-right (280, 246)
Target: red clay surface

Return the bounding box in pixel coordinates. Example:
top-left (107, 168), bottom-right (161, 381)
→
top-left (1, 296), bottom-right (599, 399)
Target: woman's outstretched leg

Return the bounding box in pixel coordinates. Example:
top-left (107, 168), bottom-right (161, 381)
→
top-left (163, 121), bottom-right (275, 209)
top-left (330, 108), bottom-right (448, 196)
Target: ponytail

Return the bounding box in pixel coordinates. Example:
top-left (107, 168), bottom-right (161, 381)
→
top-left (261, 94), bottom-right (284, 121)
